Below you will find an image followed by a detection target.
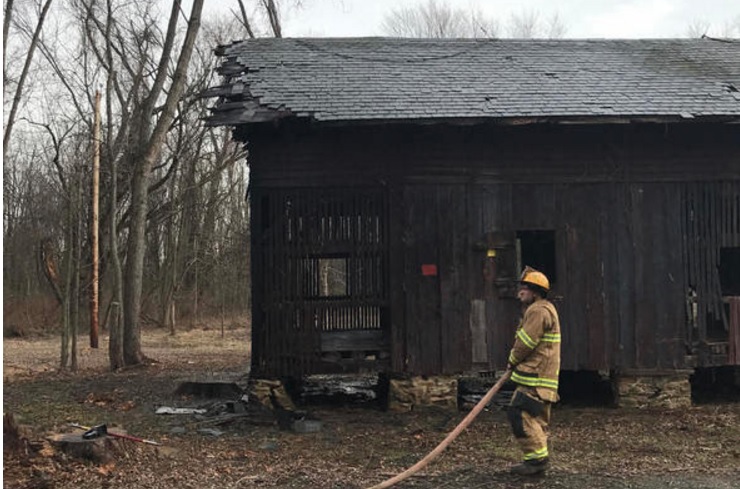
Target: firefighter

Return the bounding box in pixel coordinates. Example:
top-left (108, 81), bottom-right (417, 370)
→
top-left (506, 266), bottom-right (561, 476)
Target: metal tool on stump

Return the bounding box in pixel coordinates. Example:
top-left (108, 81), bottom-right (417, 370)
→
top-left (70, 423), bottom-right (161, 446)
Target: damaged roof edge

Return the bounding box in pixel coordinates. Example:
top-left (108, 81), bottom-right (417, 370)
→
top-left (204, 112), bottom-right (740, 129)
top-left (204, 99), bottom-right (300, 127)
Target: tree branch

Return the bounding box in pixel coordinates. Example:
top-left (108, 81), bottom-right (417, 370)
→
top-left (234, 0), bottom-right (255, 38)
top-left (3, 0), bottom-right (54, 159)
top-left (3, 0), bottom-right (14, 68)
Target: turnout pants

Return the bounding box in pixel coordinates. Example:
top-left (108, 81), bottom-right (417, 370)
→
top-left (507, 386), bottom-right (551, 462)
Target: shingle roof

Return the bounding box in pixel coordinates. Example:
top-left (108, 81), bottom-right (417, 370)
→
top-left (206, 37), bottom-right (740, 126)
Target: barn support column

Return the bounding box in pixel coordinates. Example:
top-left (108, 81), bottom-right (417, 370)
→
top-left (613, 370), bottom-right (692, 408)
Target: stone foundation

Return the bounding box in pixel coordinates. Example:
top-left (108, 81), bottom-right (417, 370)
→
top-left (616, 373), bottom-right (691, 409)
top-left (388, 376), bottom-right (458, 412)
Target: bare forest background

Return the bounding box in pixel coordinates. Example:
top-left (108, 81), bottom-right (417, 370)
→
top-left (4, 0), bottom-right (739, 371)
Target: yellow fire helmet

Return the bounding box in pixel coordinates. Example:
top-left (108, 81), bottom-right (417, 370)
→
top-left (520, 266), bottom-right (550, 291)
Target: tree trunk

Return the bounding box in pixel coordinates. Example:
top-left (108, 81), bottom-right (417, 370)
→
top-left (160, 158), bottom-right (179, 333)
top-left (123, 160), bottom-right (148, 364)
top-left (121, 0), bottom-right (203, 366)
top-left (70, 168), bottom-right (83, 371)
top-left (61, 176), bottom-right (75, 369)
top-left (192, 234), bottom-right (199, 327)
top-left (236, 0), bottom-right (256, 38)
top-left (105, 0), bottom-right (124, 370)
top-left (91, 90), bottom-right (101, 349)
top-left (70, 229), bottom-right (80, 371)
top-left (263, 0), bottom-right (282, 38)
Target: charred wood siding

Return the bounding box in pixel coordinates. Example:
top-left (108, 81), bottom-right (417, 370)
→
top-left (243, 122), bottom-right (740, 377)
top-left (402, 185), bottom-right (469, 375)
top-left (469, 182), bottom-right (688, 371)
top-left (250, 187), bottom-right (390, 377)
top-left (239, 123), bottom-right (739, 186)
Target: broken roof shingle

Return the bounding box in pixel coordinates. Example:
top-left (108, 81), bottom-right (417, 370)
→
top-left (208, 37), bottom-right (740, 126)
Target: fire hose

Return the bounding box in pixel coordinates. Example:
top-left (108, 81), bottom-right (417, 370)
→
top-left (365, 369), bottom-right (511, 489)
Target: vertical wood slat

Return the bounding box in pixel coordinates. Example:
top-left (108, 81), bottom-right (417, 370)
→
top-left (494, 184), bottom-right (518, 369)
top-left (250, 190), bottom-right (264, 375)
top-left (708, 184), bottom-right (717, 320)
top-left (714, 185), bottom-right (729, 331)
top-left (683, 183), bottom-right (694, 349)
top-left (662, 184), bottom-right (686, 368)
top-left (696, 183), bottom-right (707, 344)
top-left (438, 184), bottom-right (470, 374)
top-left (389, 183), bottom-right (405, 371)
top-left (403, 186), bottom-right (418, 372)
top-left (618, 182), bottom-right (634, 369)
top-left (588, 185), bottom-right (607, 369)
top-left (604, 181), bottom-right (622, 372)
top-left (698, 185), bottom-right (708, 340)
top-left (402, 185), bottom-right (443, 374)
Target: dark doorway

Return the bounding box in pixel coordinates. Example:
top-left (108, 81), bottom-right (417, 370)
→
top-left (719, 248), bottom-right (740, 296)
top-left (517, 230), bottom-right (557, 284)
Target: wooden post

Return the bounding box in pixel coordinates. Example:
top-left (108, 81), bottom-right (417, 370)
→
top-left (91, 90), bottom-right (101, 348)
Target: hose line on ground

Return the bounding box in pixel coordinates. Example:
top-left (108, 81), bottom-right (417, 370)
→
top-left (365, 369), bottom-right (512, 489)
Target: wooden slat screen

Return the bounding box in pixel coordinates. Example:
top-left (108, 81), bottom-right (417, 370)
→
top-left (253, 187), bottom-right (389, 376)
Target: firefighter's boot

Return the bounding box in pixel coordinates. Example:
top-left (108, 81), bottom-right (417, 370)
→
top-left (510, 458), bottom-right (549, 476)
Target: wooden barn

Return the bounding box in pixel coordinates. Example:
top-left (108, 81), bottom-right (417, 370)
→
top-left (206, 38), bottom-right (740, 394)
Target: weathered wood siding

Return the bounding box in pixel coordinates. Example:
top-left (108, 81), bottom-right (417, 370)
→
top-left (242, 123), bottom-right (740, 377)
top-left (402, 185), bottom-right (469, 375)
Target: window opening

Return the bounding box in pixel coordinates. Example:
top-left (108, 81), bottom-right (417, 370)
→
top-left (319, 257), bottom-right (348, 297)
top-left (301, 255), bottom-right (349, 298)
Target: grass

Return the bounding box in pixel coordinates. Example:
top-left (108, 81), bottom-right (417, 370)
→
top-left (4, 324), bottom-right (740, 489)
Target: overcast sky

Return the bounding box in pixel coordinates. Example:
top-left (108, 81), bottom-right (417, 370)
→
top-left (269, 0), bottom-right (739, 38)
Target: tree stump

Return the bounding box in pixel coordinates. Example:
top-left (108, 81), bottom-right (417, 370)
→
top-left (47, 433), bottom-right (121, 463)
top-left (3, 412), bottom-right (30, 457)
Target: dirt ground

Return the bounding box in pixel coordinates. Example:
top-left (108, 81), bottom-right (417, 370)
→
top-left (4, 326), bottom-right (740, 489)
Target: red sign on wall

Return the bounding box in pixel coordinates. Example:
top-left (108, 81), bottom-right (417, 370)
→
top-left (421, 264), bottom-right (438, 276)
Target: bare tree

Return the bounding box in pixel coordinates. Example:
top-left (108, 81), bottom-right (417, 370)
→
top-left (3, 0), bottom-right (54, 161)
top-left (25, 117), bottom-right (87, 370)
top-left (382, 0), bottom-right (497, 38)
top-left (719, 15), bottom-right (740, 37)
top-left (509, 10), bottom-right (567, 39)
top-left (686, 15), bottom-right (740, 38)
top-left (382, 1), bottom-right (566, 39)
top-left (507, 9), bottom-right (539, 38)
top-left (686, 19), bottom-right (711, 38)
top-left (544, 12), bottom-right (567, 39)
top-left (122, 0), bottom-right (204, 365)
top-left (4, 0), bottom-right (258, 369)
